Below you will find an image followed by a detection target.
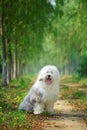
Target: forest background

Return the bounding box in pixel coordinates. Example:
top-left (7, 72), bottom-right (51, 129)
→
top-left (0, 0), bottom-right (87, 86)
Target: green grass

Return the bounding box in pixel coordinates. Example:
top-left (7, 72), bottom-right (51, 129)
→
top-left (0, 75), bottom-right (35, 130)
top-left (60, 75), bottom-right (87, 122)
top-left (0, 74), bottom-right (87, 128)
top-left (60, 75), bottom-right (80, 84)
top-left (0, 74), bottom-right (47, 130)
top-left (79, 78), bottom-right (87, 88)
top-left (60, 86), bottom-right (70, 99)
top-left (71, 90), bottom-right (86, 99)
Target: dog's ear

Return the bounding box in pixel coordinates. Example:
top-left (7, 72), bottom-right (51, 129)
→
top-left (38, 72), bottom-right (43, 81)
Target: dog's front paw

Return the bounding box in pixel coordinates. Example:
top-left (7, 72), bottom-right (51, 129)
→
top-left (34, 108), bottom-right (44, 115)
top-left (33, 103), bottom-right (44, 115)
top-left (33, 111), bottom-right (42, 115)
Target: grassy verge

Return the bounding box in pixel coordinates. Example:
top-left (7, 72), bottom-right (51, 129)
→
top-left (0, 74), bottom-right (87, 129)
top-left (0, 74), bottom-right (36, 130)
top-left (0, 74), bottom-right (49, 130)
top-left (60, 75), bottom-right (87, 122)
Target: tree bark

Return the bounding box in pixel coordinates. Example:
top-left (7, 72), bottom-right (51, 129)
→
top-left (1, 1), bottom-right (7, 86)
top-left (7, 38), bottom-right (12, 82)
top-left (13, 39), bottom-right (18, 79)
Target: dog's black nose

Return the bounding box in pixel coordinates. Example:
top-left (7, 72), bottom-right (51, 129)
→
top-left (48, 75), bottom-right (51, 78)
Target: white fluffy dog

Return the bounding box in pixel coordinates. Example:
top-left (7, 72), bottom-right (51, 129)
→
top-left (19, 65), bottom-right (59, 114)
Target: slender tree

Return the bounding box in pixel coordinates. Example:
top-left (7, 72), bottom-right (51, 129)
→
top-left (1, 0), bottom-right (7, 86)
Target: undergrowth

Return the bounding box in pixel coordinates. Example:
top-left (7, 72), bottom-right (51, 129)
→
top-left (60, 75), bottom-right (87, 122)
top-left (0, 75), bottom-right (34, 130)
top-left (0, 74), bottom-right (87, 129)
top-left (0, 74), bottom-right (48, 130)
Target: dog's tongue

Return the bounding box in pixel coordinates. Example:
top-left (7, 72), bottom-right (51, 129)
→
top-left (46, 78), bottom-right (52, 85)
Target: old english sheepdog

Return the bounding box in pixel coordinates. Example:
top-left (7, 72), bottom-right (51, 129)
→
top-left (18, 65), bottom-right (59, 114)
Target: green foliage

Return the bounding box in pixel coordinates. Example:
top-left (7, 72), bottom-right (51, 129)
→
top-left (0, 75), bottom-right (34, 129)
top-left (0, 0), bottom-right (87, 84)
top-left (60, 86), bottom-right (70, 99)
top-left (71, 91), bottom-right (86, 99)
top-left (60, 75), bottom-right (87, 118)
top-left (61, 76), bottom-right (79, 84)
top-left (78, 57), bottom-right (87, 76)
top-left (79, 78), bottom-right (87, 88)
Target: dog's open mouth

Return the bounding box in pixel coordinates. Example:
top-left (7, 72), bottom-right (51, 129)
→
top-left (45, 77), bottom-right (52, 85)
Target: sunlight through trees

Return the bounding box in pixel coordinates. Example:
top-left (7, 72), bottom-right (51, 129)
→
top-left (0, 0), bottom-right (87, 85)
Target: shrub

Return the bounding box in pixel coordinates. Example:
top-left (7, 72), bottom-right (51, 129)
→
top-left (78, 57), bottom-right (87, 76)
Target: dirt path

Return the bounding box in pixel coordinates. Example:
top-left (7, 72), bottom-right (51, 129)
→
top-left (41, 99), bottom-right (87, 130)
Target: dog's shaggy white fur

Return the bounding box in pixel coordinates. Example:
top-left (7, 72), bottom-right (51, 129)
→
top-left (19, 65), bottom-right (59, 114)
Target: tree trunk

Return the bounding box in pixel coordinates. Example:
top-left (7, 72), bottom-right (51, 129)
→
top-left (7, 38), bottom-right (12, 82)
top-left (1, 1), bottom-right (7, 86)
top-left (13, 39), bottom-right (18, 79)
top-left (77, 48), bottom-right (81, 69)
